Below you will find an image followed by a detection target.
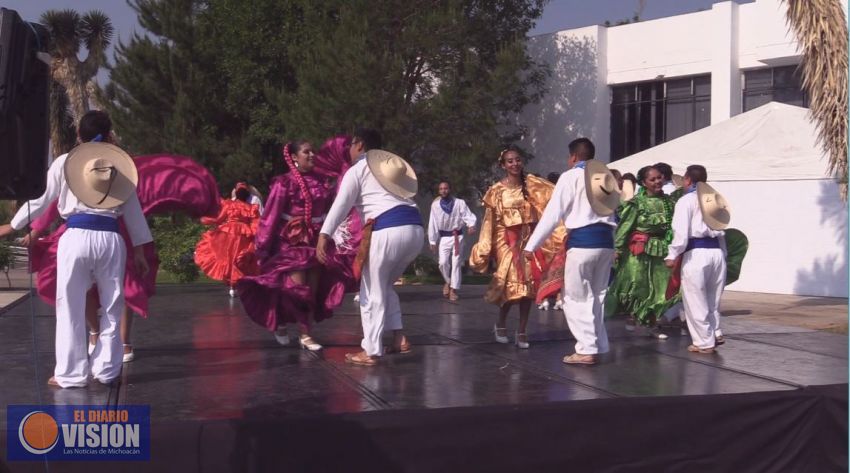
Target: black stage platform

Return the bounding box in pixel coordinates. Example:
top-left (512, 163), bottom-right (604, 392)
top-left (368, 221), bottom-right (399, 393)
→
top-left (1, 285), bottom-right (847, 472)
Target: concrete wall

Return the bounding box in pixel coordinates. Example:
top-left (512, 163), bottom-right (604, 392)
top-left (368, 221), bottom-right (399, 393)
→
top-left (520, 0), bottom-right (804, 173)
top-left (715, 179), bottom-right (848, 297)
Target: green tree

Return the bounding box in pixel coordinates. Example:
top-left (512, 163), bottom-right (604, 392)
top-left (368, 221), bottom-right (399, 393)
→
top-left (40, 9), bottom-right (114, 157)
top-left (102, 0), bottom-right (238, 186)
top-left (104, 0), bottom-right (549, 199)
top-left (285, 0), bottom-right (548, 198)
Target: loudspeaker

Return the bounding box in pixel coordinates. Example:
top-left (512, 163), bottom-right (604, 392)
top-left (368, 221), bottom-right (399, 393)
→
top-left (0, 8), bottom-right (49, 200)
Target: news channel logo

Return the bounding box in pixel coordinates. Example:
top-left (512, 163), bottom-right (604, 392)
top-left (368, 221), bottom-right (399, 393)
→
top-left (7, 405), bottom-right (150, 461)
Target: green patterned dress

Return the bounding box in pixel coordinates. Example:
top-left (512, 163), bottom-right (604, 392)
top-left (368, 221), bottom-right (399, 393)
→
top-left (606, 192), bottom-right (677, 325)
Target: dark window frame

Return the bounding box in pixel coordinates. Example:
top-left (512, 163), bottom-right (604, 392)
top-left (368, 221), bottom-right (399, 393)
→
top-left (742, 65), bottom-right (809, 112)
top-left (610, 74), bottom-right (711, 162)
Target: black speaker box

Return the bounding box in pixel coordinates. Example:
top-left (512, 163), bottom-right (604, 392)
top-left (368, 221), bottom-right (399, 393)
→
top-left (0, 8), bottom-right (49, 200)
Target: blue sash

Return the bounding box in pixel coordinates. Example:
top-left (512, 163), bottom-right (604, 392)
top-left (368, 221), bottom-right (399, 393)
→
top-left (686, 236), bottom-right (720, 251)
top-left (373, 205), bottom-right (422, 231)
top-left (567, 223), bottom-right (614, 249)
top-left (66, 214), bottom-right (119, 233)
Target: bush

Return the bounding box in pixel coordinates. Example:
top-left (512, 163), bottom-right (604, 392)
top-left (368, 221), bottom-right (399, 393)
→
top-left (404, 254), bottom-right (441, 277)
top-left (0, 240), bottom-right (11, 287)
top-left (150, 216), bottom-right (205, 283)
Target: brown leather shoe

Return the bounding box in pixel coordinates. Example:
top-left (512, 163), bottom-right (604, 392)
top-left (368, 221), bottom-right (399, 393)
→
top-left (448, 289), bottom-right (459, 302)
top-left (563, 353), bottom-right (597, 365)
top-left (443, 284), bottom-right (450, 297)
top-left (345, 351), bottom-right (377, 366)
top-left (687, 345), bottom-right (716, 354)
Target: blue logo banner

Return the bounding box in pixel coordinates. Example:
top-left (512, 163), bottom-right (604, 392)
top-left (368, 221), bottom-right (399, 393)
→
top-left (7, 405), bottom-right (150, 461)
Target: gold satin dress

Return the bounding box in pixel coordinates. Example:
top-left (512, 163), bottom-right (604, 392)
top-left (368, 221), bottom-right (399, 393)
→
top-left (469, 174), bottom-right (566, 306)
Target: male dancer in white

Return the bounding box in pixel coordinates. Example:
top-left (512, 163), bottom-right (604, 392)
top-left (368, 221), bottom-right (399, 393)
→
top-left (0, 111), bottom-right (151, 387)
top-left (664, 165), bottom-right (726, 354)
top-left (428, 181), bottom-right (477, 301)
top-left (523, 138), bottom-right (618, 365)
top-left (316, 128), bottom-right (424, 366)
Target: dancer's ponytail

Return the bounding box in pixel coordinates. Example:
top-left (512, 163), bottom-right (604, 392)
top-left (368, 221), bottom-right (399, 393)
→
top-left (283, 142), bottom-right (313, 221)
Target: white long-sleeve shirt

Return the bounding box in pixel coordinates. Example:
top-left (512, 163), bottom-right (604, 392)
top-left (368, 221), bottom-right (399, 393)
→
top-left (524, 167), bottom-right (615, 252)
top-left (665, 191), bottom-right (725, 261)
top-left (10, 152), bottom-right (153, 247)
top-left (427, 198), bottom-right (477, 245)
top-left (319, 157), bottom-right (418, 236)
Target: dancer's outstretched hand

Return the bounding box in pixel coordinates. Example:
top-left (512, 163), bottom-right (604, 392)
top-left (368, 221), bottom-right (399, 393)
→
top-left (316, 234), bottom-right (329, 264)
top-left (134, 247), bottom-right (149, 277)
top-left (467, 226), bottom-right (476, 235)
top-left (0, 224), bottom-right (13, 239)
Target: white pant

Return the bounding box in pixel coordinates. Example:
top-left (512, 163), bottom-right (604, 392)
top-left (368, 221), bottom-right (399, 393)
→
top-left (681, 248), bottom-right (726, 349)
top-left (562, 248), bottom-right (614, 355)
top-left (55, 228), bottom-right (126, 387)
top-left (360, 225), bottom-right (424, 356)
top-left (437, 234), bottom-right (463, 290)
top-left (663, 301), bottom-right (723, 337)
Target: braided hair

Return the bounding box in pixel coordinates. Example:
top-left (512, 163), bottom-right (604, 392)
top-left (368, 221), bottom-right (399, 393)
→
top-left (283, 141), bottom-right (313, 221)
top-left (499, 145), bottom-right (529, 200)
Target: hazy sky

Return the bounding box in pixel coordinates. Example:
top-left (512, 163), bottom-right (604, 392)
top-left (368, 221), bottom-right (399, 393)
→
top-left (2, 0), bottom-right (749, 81)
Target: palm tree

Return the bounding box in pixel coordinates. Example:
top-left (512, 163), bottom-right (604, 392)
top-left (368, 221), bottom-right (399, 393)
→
top-left (784, 0), bottom-right (848, 199)
top-left (40, 9), bottom-right (114, 157)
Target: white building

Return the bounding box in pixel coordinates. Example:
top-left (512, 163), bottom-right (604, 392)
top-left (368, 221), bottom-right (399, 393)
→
top-left (518, 0), bottom-right (848, 297)
top-left (520, 0), bottom-right (810, 170)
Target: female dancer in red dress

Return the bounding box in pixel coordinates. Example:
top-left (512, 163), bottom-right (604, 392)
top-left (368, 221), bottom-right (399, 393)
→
top-left (194, 183), bottom-right (260, 297)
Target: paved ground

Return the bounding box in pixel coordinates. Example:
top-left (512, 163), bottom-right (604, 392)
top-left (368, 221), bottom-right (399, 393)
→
top-left (0, 282), bottom-right (846, 428)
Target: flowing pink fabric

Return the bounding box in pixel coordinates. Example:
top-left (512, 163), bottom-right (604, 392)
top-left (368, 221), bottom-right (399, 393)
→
top-left (236, 135), bottom-right (363, 331)
top-left (26, 154), bottom-right (220, 316)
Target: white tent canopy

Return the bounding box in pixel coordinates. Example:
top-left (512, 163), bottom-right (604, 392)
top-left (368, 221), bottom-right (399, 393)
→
top-left (609, 102), bottom-right (830, 181)
top-left (609, 102), bottom-right (847, 298)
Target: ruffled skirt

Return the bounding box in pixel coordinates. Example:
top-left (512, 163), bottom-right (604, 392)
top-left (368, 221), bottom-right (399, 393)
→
top-left (236, 241), bottom-right (357, 331)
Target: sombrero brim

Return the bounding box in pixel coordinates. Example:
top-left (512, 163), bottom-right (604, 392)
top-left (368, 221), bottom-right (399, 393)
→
top-left (366, 149), bottom-right (418, 199)
top-left (584, 159), bottom-right (620, 216)
top-left (672, 174), bottom-right (684, 188)
top-left (697, 182), bottom-right (731, 230)
top-left (64, 142), bottom-right (138, 210)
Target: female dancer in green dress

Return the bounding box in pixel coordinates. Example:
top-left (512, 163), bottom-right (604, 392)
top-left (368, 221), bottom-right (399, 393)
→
top-left (606, 166), bottom-right (677, 331)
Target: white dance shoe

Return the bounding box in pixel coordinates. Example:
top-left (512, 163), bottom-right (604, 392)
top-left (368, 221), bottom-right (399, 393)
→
top-left (515, 332), bottom-right (530, 349)
top-left (299, 335), bottom-right (323, 351)
top-left (553, 299), bottom-right (563, 311)
top-left (274, 329), bottom-right (290, 346)
top-left (537, 300), bottom-right (550, 311)
top-left (123, 344), bottom-right (135, 363)
top-left (493, 325), bottom-right (509, 344)
top-left (228, 288), bottom-right (237, 298)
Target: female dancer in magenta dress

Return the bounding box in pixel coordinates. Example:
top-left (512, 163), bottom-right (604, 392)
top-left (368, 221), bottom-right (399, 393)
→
top-left (25, 154), bottom-right (220, 361)
top-left (194, 183), bottom-right (260, 297)
top-left (237, 138), bottom-right (358, 351)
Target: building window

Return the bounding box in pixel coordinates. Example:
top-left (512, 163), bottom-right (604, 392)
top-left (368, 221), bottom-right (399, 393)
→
top-left (743, 65), bottom-right (808, 112)
top-left (610, 75), bottom-right (711, 161)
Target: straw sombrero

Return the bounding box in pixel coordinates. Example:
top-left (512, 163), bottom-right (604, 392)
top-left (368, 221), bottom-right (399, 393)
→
top-left (696, 182), bottom-right (731, 230)
top-left (672, 174), bottom-right (684, 188)
top-left (64, 142), bottom-right (138, 209)
top-left (583, 159), bottom-right (620, 216)
top-left (620, 179), bottom-right (636, 202)
top-left (366, 149), bottom-right (418, 199)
